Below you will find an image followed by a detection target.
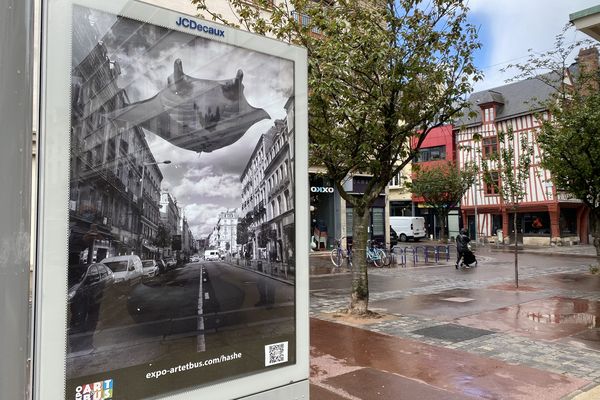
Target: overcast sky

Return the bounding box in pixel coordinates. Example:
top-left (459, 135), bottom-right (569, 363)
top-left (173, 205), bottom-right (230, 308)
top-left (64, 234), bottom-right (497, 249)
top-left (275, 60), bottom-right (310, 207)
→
top-left (467, 0), bottom-right (599, 92)
top-left (78, 2), bottom-right (600, 238)
top-left (81, 7), bottom-right (294, 239)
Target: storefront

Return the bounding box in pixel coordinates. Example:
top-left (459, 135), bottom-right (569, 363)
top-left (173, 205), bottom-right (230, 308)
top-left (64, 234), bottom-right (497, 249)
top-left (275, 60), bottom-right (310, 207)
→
top-left (309, 174), bottom-right (339, 250)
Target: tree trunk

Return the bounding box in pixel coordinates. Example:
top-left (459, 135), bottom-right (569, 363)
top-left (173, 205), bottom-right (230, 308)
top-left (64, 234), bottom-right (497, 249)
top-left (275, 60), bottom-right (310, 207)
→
top-left (438, 210), bottom-right (448, 242)
top-left (513, 210), bottom-right (519, 288)
top-left (592, 210), bottom-right (600, 265)
top-left (349, 206), bottom-right (370, 315)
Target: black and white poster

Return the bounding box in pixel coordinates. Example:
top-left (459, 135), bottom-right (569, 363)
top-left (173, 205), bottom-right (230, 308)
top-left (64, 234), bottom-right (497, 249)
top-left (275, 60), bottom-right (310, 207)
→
top-left (65, 5), bottom-right (296, 399)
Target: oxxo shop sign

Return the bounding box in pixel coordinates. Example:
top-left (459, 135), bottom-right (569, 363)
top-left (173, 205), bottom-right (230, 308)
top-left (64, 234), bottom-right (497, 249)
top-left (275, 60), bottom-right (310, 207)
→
top-left (310, 186), bottom-right (334, 194)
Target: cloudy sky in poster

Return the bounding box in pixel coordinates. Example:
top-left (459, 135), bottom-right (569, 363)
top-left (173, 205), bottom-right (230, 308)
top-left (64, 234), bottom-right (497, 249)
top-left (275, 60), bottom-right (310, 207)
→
top-left (83, 8), bottom-right (294, 238)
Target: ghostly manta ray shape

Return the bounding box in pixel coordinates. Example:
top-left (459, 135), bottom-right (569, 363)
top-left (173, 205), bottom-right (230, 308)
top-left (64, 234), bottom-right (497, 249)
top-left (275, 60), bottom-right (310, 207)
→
top-left (106, 59), bottom-right (270, 153)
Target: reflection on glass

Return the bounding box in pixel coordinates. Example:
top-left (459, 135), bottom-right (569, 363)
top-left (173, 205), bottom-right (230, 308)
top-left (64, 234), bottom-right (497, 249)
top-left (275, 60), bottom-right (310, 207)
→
top-left (65, 5), bottom-right (296, 399)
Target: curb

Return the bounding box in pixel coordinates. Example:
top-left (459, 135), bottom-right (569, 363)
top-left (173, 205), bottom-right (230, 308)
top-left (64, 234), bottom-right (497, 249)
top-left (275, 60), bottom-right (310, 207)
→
top-left (489, 248), bottom-right (598, 259)
top-left (564, 383), bottom-right (600, 400)
top-left (224, 261), bottom-right (295, 286)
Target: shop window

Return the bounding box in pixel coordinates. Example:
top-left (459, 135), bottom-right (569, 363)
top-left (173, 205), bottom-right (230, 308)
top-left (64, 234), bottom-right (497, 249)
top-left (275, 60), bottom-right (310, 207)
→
top-left (559, 208), bottom-right (577, 235)
top-left (522, 212), bottom-right (550, 235)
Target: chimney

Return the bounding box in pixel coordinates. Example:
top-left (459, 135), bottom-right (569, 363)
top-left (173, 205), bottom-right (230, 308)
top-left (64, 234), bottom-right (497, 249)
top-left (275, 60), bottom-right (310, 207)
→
top-left (576, 46), bottom-right (599, 94)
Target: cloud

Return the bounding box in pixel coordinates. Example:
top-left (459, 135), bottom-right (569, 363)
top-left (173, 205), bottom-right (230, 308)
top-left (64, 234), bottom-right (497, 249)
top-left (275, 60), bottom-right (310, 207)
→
top-left (468, 0), bottom-right (599, 91)
top-left (171, 167), bottom-right (242, 201)
top-left (183, 203), bottom-right (229, 237)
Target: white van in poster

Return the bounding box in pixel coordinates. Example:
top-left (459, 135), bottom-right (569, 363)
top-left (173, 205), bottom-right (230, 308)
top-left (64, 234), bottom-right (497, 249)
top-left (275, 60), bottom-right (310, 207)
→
top-left (35, 1), bottom-right (308, 399)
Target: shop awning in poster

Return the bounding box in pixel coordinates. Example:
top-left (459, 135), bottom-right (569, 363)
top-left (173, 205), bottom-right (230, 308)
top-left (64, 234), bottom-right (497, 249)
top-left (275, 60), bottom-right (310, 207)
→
top-left (143, 243), bottom-right (158, 252)
top-left (106, 59), bottom-right (270, 154)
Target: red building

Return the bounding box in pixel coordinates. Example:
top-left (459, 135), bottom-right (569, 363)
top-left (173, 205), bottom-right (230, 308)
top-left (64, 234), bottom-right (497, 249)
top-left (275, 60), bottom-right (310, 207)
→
top-left (410, 125), bottom-right (459, 239)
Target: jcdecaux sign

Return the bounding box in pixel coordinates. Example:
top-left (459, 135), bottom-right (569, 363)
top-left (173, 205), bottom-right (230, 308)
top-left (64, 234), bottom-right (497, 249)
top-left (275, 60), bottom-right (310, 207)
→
top-left (176, 17), bottom-right (225, 37)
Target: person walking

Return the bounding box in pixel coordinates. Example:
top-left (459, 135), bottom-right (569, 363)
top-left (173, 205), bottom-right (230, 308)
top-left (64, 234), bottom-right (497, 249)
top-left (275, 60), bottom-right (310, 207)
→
top-left (455, 228), bottom-right (470, 269)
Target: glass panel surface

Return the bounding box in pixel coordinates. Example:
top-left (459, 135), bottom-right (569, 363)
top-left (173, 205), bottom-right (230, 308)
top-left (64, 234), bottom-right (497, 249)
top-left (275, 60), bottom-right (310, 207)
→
top-left (65, 5), bottom-right (296, 399)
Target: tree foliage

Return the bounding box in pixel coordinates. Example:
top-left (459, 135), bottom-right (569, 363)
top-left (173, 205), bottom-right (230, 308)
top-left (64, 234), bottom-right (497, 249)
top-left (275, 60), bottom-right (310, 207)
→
top-left (409, 161), bottom-right (476, 241)
top-left (193, 0), bottom-right (481, 313)
top-left (154, 223), bottom-right (172, 249)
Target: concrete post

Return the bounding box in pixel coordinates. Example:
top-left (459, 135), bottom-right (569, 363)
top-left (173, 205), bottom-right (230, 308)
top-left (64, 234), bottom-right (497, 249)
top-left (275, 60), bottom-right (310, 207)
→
top-left (0, 0), bottom-right (34, 399)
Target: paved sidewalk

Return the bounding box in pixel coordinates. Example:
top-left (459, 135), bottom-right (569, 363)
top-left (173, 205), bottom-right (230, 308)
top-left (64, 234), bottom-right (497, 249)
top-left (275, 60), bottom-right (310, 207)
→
top-left (309, 245), bottom-right (600, 399)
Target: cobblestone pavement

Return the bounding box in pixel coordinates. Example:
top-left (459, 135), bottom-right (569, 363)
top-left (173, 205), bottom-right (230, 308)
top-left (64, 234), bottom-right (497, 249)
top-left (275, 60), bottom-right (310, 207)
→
top-left (310, 252), bottom-right (600, 394)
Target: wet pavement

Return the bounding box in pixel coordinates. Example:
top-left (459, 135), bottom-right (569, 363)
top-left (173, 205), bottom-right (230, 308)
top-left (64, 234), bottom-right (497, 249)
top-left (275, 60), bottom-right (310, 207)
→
top-left (310, 319), bottom-right (587, 399)
top-left (309, 246), bottom-right (600, 399)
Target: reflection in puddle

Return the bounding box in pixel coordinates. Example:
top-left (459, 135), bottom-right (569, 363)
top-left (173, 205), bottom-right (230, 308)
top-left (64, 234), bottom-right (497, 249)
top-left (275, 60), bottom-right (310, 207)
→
top-left (526, 312), bottom-right (597, 327)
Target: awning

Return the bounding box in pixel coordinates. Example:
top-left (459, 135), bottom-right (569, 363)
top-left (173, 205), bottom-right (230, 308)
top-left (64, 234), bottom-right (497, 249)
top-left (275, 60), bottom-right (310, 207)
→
top-left (143, 243), bottom-right (158, 252)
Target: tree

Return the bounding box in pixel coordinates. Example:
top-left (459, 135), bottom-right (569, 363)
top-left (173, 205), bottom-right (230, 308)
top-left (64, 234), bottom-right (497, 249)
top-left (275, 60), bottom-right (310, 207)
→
top-left (409, 161), bottom-right (476, 242)
top-left (154, 223), bottom-right (172, 256)
top-left (504, 26), bottom-right (600, 264)
top-left (482, 128), bottom-right (533, 288)
top-left (194, 0), bottom-right (481, 314)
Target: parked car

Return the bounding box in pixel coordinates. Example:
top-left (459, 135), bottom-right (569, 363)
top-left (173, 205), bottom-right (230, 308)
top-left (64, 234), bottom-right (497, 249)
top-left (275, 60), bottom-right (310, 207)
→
top-left (165, 257), bottom-right (177, 269)
top-left (68, 262), bottom-right (114, 330)
top-left (141, 259), bottom-right (160, 278)
top-left (101, 255), bottom-right (143, 292)
top-left (155, 258), bottom-right (167, 274)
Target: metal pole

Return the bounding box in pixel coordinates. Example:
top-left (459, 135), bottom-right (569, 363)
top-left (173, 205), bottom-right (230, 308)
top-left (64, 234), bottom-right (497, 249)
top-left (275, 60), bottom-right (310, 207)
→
top-left (474, 180), bottom-right (479, 244)
top-left (474, 151), bottom-right (479, 245)
top-left (0, 1), bottom-right (34, 399)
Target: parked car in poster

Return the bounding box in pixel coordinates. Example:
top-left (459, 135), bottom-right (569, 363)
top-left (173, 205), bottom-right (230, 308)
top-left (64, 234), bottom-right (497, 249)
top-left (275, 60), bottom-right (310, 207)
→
top-left (101, 255), bottom-right (143, 292)
top-left (141, 259), bottom-right (160, 278)
top-left (68, 262), bottom-right (115, 330)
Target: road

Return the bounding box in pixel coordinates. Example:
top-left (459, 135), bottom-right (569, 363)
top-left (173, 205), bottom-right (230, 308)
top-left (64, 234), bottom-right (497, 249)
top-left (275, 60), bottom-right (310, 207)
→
top-left (66, 260), bottom-right (294, 379)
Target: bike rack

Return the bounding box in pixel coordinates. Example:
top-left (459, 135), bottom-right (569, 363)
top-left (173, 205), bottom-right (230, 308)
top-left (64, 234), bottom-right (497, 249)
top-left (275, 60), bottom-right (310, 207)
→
top-left (392, 245), bottom-right (451, 267)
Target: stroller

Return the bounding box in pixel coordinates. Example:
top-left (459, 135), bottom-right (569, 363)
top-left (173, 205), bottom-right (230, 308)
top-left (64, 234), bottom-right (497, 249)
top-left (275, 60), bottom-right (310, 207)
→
top-left (460, 243), bottom-right (477, 268)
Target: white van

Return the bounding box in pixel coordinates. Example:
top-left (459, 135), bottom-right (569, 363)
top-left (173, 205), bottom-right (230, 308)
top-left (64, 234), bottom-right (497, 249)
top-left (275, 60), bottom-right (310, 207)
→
top-left (390, 216), bottom-right (426, 242)
top-left (204, 249), bottom-right (220, 261)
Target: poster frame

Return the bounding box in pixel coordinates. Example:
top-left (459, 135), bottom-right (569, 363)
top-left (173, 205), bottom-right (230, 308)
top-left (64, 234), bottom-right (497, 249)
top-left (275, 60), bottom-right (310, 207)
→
top-left (34, 0), bottom-right (309, 398)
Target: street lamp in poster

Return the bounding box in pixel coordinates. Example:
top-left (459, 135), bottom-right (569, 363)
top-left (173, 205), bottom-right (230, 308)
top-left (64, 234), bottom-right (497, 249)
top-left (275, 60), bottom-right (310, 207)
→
top-left (37, 1), bottom-right (306, 399)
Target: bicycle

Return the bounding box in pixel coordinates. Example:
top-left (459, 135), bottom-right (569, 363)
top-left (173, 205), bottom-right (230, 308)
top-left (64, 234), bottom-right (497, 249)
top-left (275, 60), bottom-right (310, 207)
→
top-left (372, 241), bottom-right (392, 267)
top-left (366, 240), bottom-right (385, 267)
top-left (330, 237), bottom-right (351, 268)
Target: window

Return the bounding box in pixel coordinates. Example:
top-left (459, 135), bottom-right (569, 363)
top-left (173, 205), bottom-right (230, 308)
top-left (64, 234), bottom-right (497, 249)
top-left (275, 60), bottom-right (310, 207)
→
top-left (483, 107), bottom-right (495, 122)
top-left (389, 172), bottom-right (403, 187)
top-left (290, 11), bottom-right (321, 34)
top-left (482, 137), bottom-right (497, 159)
top-left (484, 171), bottom-right (499, 195)
top-left (415, 145), bottom-right (446, 162)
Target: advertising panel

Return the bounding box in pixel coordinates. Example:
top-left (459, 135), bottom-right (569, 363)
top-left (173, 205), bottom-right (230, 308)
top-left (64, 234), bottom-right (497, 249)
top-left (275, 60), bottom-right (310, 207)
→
top-left (36, 1), bottom-right (308, 399)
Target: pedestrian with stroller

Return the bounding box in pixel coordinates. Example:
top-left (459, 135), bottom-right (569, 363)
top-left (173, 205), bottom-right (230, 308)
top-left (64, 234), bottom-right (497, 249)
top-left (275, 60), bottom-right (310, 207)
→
top-left (455, 228), bottom-right (470, 269)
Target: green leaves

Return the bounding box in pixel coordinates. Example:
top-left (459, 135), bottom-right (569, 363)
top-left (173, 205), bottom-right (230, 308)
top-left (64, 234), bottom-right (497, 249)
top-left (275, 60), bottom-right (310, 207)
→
top-left (194, 0), bottom-right (481, 209)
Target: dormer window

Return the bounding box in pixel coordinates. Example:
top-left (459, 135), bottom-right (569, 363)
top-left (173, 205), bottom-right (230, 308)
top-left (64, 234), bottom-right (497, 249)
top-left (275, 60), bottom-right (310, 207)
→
top-left (483, 107), bottom-right (495, 123)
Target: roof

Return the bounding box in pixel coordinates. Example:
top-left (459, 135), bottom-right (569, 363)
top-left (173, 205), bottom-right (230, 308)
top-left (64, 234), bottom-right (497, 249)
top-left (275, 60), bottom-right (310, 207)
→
top-left (570, 5), bottom-right (600, 22)
top-left (454, 70), bottom-right (564, 127)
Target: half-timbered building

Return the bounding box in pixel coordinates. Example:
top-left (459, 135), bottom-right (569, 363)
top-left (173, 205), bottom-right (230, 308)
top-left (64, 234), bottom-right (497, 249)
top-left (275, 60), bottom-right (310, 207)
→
top-left (455, 55), bottom-right (593, 246)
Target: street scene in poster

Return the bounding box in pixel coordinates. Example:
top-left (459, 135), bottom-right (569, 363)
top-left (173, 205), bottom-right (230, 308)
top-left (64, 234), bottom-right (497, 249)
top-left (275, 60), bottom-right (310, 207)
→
top-left (66, 6), bottom-right (296, 399)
